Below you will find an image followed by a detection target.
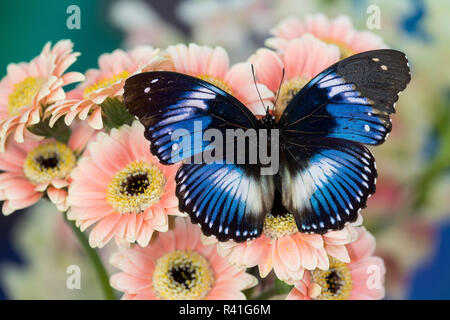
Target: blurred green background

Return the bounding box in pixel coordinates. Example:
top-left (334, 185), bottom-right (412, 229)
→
top-left (0, 0), bottom-right (121, 77)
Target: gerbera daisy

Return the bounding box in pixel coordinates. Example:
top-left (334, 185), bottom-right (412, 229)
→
top-left (110, 217), bottom-right (257, 300)
top-left (46, 46), bottom-right (169, 130)
top-left (0, 40), bottom-right (84, 151)
top-left (167, 43), bottom-right (273, 115)
top-left (286, 227), bottom-right (385, 300)
top-left (266, 13), bottom-right (386, 58)
top-left (250, 34), bottom-right (340, 120)
top-left (212, 192), bottom-right (361, 283)
top-left (0, 122), bottom-right (94, 214)
top-left (67, 121), bottom-right (181, 248)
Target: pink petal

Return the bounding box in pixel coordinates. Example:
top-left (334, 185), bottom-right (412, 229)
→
top-left (88, 213), bottom-right (121, 248)
top-left (88, 107), bottom-right (103, 129)
top-left (207, 46), bottom-right (229, 79)
top-left (277, 236), bottom-right (301, 271)
top-left (346, 227), bottom-right (376, 261)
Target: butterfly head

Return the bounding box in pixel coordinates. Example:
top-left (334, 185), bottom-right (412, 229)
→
top-left (251, 64), bottom-right (285, 127)
top-left (260, 111), bottom-right (278, 129)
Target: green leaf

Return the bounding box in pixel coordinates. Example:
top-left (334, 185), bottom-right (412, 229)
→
top-left (274, 278), bottom-right (294, 295)
top-left (28, 117), bottom-right (71, 144)
top-left (101, 97), bottom-right (135, 130)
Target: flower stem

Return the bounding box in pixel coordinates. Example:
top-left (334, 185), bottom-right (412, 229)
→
top-left (63, 213), bottom-right (116, 300)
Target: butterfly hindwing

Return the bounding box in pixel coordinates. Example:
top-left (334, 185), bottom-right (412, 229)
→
top-left (279, 49), bottom-right (411, 145)
top-left (280, 135), bottom-right (376, 234)
top-left (176, 162), bottom-right (274, 242)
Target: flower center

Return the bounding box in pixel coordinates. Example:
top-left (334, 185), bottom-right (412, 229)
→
top-left (263, 213), bottom-right (298, 239)
top-left (107, 160), bottom-right (166, 214)
top-left (8, 76), bottom-right (44, 116)
top-left (263, 190), bottom-right (298, 239)
top-left (198, 74), bottom-right (232, 94)
top-left (152, 250), bottom-right (214, 300)
top-left (83, 70), bottom-right (130, 98)
top-left (310, 257), bottom-right (352, 300)
top-left (275, 77), bottom-right (309, 121)
top-left (23, 142), bottom-right (76, 185)
top-left (322, 38), bottom-right (354, 59)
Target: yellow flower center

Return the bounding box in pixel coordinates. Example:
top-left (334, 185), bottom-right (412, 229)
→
top-left (8, 76), bottom-right (43, 116)
top-left (275, 77), bottom-right (309, 121)
top-left (23, 142), bottom-right (76, 185)
top-left (198, 74), bottom-right (232, 94)
top-left (263, 213), bottom-right (298, 239)
top-left (310, 257), bottom-right (352, 300)
top-left (107, 160), bottom-right (165, 214)
top-left (322, 38), bottom-right (354, 59)
top-left (83, 70), bottom-right (130, 98)
top-left (152, 250), bottom-right (214, 300)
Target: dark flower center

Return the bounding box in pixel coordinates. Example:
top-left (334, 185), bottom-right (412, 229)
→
top-left (169, 263), bottom-right (195, 289)
top-left (326, 270), bottom-right (342, 294)
top-left (121, 173), bottom-right (150, 196)
top-left (36, 153), bottom-right (59, 169)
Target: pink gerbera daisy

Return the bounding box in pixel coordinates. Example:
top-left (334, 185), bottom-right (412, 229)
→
top-left (286, 227), bottom-right (385, 300)
top-left (46, 46), bottom-right (169, 130)
top-left (214, 213), bottom-right (360, 283)
top-left (250, 34), bottom-right (339, 120)
top-left (0, 40), bottom-right (84, 151)
top-left (67, 121), bottom-right (181, 248)
top-left (110, 217), bottom-right (257, 300)
top-left (267, 13), bottom-right (386, 58)
top-left (167, 43), bottom-right (273, 115)
top-left (0, 122), bottom-right (94, 214)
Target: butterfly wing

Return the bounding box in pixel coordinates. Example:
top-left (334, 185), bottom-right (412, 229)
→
top-left (279, 49), bottom-right (410, 144)
top-left (176, 162), bottom-right (274, 242)
top-left (123, 71), bottom-right (274, 241)
top-left (279, 136), bottom-right (376, 233)
top-left (124, 71), bottom-right (261, 164)
top-left (278, 49), bottom-right (410, 233)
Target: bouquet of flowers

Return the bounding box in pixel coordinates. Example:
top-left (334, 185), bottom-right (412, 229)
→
top-left (0, 13), bottom-right (397, 300)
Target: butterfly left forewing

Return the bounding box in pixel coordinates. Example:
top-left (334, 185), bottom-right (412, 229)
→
top-left (123, 71), bottom-right (260, 165)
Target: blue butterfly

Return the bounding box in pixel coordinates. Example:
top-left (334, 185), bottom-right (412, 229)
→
top-left (123, 49), bottom-right (411, 242)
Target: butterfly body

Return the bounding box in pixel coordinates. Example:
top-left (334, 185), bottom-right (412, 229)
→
top-left (124, 49), bottom-right (410, 242)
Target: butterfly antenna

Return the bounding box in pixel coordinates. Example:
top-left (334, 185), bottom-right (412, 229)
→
top-left (273, 68), bottom-right (285, 108)
top-left (251, 64), bottom-right (267, 114)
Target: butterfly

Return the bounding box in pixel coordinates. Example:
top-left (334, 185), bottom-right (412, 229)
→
top-left (123, 49), bottom-right (411, 242)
